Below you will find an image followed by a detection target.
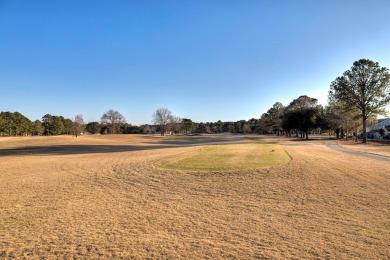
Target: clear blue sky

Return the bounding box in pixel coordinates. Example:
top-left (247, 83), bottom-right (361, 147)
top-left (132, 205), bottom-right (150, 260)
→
top-left (1, 1), bottom-right (390, 125)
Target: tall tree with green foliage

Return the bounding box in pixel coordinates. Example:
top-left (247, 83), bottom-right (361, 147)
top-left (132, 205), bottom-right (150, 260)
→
top-left (86, 122), bottom-right (101, 134)
top-left (41, 114), bottom-right (68, 135)
top-left (0, 112), bottom-right (15, 136)
top-left (330, 59), bottom-right (390, 143)
top-left (327, 93), bottom-right (362, 141)
top-left (264, 102), bottom-right (284, 135)
top-left (281, 95), bottom-right (320, 139)
top-left (215, 120), bottom-right (224, 133)
top-left (181, 118), bottom-right (194, 134)
top-left (13, 112), bottom-right (32, 135)
top-left (257, 113), bottom-right (271, 134)
top-left (62, 117), bottom-right (74, 135)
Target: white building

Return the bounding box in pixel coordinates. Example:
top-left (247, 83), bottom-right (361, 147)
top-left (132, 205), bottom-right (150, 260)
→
top-left (368, 118), bottom-right (390, 139)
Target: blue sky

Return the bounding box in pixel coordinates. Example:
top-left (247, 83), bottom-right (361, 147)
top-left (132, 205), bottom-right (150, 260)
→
top-left (1, 1), bottom-right (390, 124)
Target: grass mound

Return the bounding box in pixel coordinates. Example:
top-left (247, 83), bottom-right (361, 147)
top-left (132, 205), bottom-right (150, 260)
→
top-left (155, 143), bottom-right (290, 171)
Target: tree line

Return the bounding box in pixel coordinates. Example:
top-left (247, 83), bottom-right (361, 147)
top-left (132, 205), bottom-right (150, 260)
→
top-left (1, 59), bottom-right (389, 142)
top-left (0, 105), bottom-right (341, 138)
top-left (0, 109), bottom-right (265, 137)
top-left (0, 112), bottom-right (85, 137)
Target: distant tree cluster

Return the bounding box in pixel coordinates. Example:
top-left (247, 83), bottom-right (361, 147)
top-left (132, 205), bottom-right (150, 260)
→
top-left (0, 111), bottom-right (32, 136)
top-left (189, 119), bottom-right (260, 134)
top-left (0, 112), bottom-right (85, 137)
top-left (149, 108), bottom-right (262, 135)
top-left (41, 114), bottom-right (74, 135)
top-left (258, 96), bottom-right (325, 140)
top-left (0, 105), bottom-right (334, 139)
top-left (2, 59), bottom-right (389, 142)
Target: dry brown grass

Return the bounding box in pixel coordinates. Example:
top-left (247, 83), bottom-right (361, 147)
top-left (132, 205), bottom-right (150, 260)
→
top-left (1, 134), bottom-right (389, 259)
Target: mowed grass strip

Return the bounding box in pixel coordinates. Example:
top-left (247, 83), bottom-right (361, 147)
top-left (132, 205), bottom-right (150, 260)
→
top-left (155, 143), bottom-right (290, 171)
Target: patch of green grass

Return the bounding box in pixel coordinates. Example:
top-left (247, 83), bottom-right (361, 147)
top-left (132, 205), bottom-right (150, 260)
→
top-left (155, 143), bottom-right (290, 171)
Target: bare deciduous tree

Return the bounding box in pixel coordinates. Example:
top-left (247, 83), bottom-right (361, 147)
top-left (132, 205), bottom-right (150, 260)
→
top-left (168, 116), bottom-right (182, 134)
top-left (152, 108), bottom-right (173, 136)
top-left (74, 114), bottom-right (84, 137)
top-left (101, 109), bottom-right (126, 134)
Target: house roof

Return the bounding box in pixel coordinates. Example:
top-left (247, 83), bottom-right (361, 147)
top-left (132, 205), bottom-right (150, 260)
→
top-left (369, 118), bottom-right (390, 131)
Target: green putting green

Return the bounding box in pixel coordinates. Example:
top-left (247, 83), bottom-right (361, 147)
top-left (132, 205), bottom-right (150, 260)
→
top-left (155, 143), bottom-right (291, 171)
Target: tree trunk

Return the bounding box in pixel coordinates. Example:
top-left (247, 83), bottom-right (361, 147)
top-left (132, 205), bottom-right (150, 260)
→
top-left (305, 130), bottom-right (309, 140)
top-left (345, 125), bottom-right (349, 141)
top-left (355, 128), bottom-right (358, 142)
top-left (362, 115), bottom-right (367, 143)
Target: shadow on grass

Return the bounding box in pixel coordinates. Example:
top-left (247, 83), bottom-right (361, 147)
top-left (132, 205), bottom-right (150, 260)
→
top-left (287, 137), bottom-right (337, 142)
top-left (140, 134), bottom-right (281, 145)
top-left (0, 134), bottom-right (286, 157)
top-left (0, 144), bottom-right (181, 156)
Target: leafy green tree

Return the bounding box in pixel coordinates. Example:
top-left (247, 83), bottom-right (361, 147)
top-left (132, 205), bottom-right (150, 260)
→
top-left (42, 114), bottom-right (66, 135)
top-left (0, 112), bottom-right (15, 136)
top-left (247, 118), bottom-right (258, 133)
top-left (327, 93), bottom-right (362, 141)
top-left (140, 124), bottom-right (155, 134)
top-left (282, 95), bottom-right (320, 139)
top-left (0, 111), bottom-right (31, 136)
top-left (197, 122), bottom-right (207, 133)
top-left (86, 122), bottom-right (101, 134)
top-left (265, 102), bottom-right (284, 135)
top-left (234, 120), bottom-right (245, 133)
top-left (41, 114), bottom-right (54, 135)
top-left (120, 123), bottom-right (141, 134)
top-left (281, 110), bottom-right (297, 137)
top-left (228, 123), bottom-right (235, 133)
top-left (321, 105), bottom-right (343, 138)
top-left (330, 59), bottom-right (390, 143)
top-left (13, 112), bottom-right (32, 135)
top-left (215, 120), bottom-right (224, 133)
top-left (378, 127), bottom-right (387, 139)
top-left (62, 117), bottom-right (74, 135)
top-left (257, 113), bottom-right (271, 134)
top-left (181, 118), bottom-right (194, 134)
